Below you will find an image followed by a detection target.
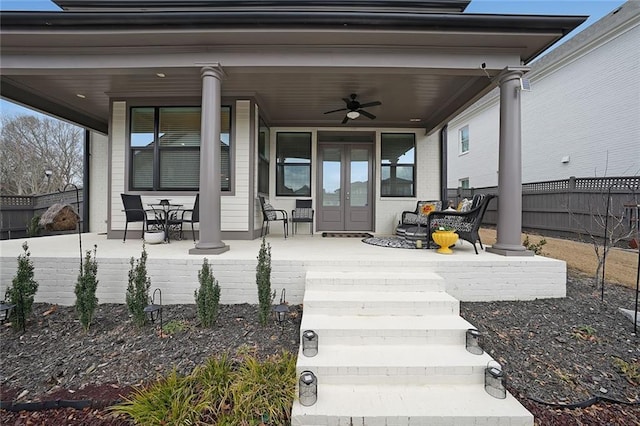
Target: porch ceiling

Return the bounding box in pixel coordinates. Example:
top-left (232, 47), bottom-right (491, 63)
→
top-left (0, 11), bottom-right (586, 134)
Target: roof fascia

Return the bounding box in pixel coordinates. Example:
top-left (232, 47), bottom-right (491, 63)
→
top-left (53, 0), bottom-right (471, 13)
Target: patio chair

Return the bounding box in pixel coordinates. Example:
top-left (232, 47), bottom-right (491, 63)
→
top-left (179, 194), bottom-right (200, 242)
top-left (395, 200), bottom-right (442, 239)
top-left (121, 194), bottom-right (162, 242)
top-left (259, 196), bottom-right (288, 238)
top-left (427, 193), bottom-right (496, 254)
top-left (291, 199), bottom-right (314, 235)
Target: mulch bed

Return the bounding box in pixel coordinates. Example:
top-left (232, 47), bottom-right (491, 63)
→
top-left (1, 272), bottom-right (639, 425)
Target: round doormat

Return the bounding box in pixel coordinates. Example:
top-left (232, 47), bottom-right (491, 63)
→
top-left (362, 236), bottom-right (433, 249)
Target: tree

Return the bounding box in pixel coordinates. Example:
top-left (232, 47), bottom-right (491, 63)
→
top-left (0, 114), bottom-right (83, 195)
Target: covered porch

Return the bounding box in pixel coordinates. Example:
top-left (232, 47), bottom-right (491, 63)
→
top-left (0, 232), bottom-right (566, 306)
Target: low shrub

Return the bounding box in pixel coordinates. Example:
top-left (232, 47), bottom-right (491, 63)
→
top-left (75, 245), bottom-right (99, 331)
top-left (194, 258), bottom-right (221, 328)
top-left (126, 245), bottom-right (151, 327)
top-left (5, 242), bottom-right (39, 330)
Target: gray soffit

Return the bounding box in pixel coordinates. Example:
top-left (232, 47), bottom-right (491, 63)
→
top-left (0, 8), bottom-right (586, 133)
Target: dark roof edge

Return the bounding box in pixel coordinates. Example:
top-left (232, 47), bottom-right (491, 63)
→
top-left (53, 0), bottom-right (471, 13)
top-left (0, 11), bottom-right (587, 35)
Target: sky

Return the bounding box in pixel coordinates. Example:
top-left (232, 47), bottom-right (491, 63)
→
top-left (0, 0), bottom-right (628, 118)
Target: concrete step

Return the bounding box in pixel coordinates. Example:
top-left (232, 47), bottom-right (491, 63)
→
top-left (291, 383), bottom-right (533, 426)
top-left (296, 344), bottom-right (491, 385)
top-left (303, 289), bottom-right (459, 316)
top-left (305, 270), bottom-right (445, 292)
top-left (300, 313), bottom-right (474, 346)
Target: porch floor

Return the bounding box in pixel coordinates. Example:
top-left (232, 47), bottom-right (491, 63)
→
top-left (0, 232), bottom-right (567, 306)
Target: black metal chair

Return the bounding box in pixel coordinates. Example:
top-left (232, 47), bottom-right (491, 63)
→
top-left (427, 194), bottom-right (496, 254)
top-left (121, 194), bottom-right (162, 242)
top-left (259, 196), bottom-right (288, 238)
top-left (291, 199), bottom-right (314, 235)
top-left (179, 194), bottom-right (200, 242)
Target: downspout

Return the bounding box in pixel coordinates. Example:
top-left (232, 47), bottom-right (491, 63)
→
top-left (440, 125), bottom-right (448, 206)
top-left (83, 129), bottom-right (90, 233)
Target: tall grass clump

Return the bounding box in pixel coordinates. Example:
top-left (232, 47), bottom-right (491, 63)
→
top-left (126, 245), bottom-right (151, 327)
top-left (5, 242), bottom-right (39, 330)
top-left (75, 245), bottom-right (99, 331)
top-left (110, 351), bottom-right (296, 425)
top-left (194, 258), bottom-right (221, 328)
top-left (256, 236), bottom-right (274, 326)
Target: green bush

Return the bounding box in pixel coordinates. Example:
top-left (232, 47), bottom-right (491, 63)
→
top-left (26, 215), bottom-right (41, 237)
top-left (523, 234), bottom-right (547, 255)
top-left (111, 351), bottom-right (296, 425)
top-left (5, 242), bottom-right (39, 330)
top-left (126, 245), bottom-right (151, 327)
top-left (75, 245), bottom-right (99, 331)
top-left (256, 236), bottom-right (274, 326)
top-left (194, 258), bottom-right (221, 328)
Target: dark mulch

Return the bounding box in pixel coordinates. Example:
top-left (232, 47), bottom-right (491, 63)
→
top-left (1, 272), bottom-right (639, 425)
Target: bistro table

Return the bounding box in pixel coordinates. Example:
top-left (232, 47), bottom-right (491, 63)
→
top-left (148, 200), bottom-right (183, 243)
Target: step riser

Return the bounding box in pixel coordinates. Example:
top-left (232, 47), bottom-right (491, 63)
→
top-left (294, 371), bottom-right (486, 386)
top-left (306, 279), bottom-right (445, 291)
top-left (291, 413), bottom-right (533, 426)
top-left (306, 283), bottom-right (444, 292)
top-left (304, 300), bottom-right (458, 316)
top-left (307, 333), bottom-right (466, 346)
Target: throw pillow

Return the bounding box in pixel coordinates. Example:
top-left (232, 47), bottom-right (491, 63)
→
top-left (263, 202), bottom-right (277, 220)
top-left (417, 201), bottom-right (442, 217)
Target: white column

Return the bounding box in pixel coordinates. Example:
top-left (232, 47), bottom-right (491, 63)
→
top-left (487, 68), bottom-right (533, 257)
top-left (190, 65), bottom-right (230, 255)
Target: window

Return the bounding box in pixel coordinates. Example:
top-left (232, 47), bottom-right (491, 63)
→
top-left (276, 132), bottom-right (311, 196)
top-left (381, 133), bottom-right (415, 197)
top-left (459, 178), bottom-right (469, 189)
top-left (257, 116), bottom-right (270, 194)
top-left (459, 125), bottom-right (469, 154)
top-left (129, 106), bottom-right (231, 191)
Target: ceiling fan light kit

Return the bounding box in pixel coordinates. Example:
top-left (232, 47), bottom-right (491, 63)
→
top-left (324, 93), bottom-right (382, 124)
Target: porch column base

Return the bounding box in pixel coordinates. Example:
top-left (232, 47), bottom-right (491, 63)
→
top-left (486, 245), bottom-right (534, 257)
top-left (189, 243), bottom-right (230, 255)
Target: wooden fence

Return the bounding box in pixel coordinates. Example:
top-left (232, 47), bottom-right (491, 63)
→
top-left (0, 190), bottom-right (84, 240)
top-left (448, 176), bottom-right (639, 242)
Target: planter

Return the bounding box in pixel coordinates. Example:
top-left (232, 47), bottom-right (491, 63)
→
top-left (432, 230), bottom-right (458, 254)
top-left (144, 231), bottom-right (165, 244)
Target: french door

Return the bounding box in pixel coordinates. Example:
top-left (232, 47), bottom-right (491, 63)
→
top-left (316, 142), bottom-right (373, 231)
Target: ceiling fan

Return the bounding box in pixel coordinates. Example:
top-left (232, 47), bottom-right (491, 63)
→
top-left (323, 93), bottom-right (382, 124)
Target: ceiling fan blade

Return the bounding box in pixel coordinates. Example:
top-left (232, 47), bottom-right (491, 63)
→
top-left (324, 108), bottom-right (348, 114)
top-left (358, 101), bottom-right (382, 109)
top-left (359, 109), bottom-right (376, 120)
top-left (341, 115), bottom-right (349, 124)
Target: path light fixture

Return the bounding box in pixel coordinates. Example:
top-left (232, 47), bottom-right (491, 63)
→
top-left (299, 370), bottom-right (318, 406)
top-left (485, 360), bottom-right (506, 399)
top-left (273, 288), bottom-right (288, 329)
top-left (0, 300), bottom-right (16, 323)
top-left (144, 288), bottom-right (163, 335)
top-left (466, 328), bottom-right (483, 355)
top-left (302, 330), bottom-right (318, 357)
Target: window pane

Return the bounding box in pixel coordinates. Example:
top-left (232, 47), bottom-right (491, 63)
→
top-left (277, 165), bottom-right (311, 196)
top-left (276, 132), bottom-right (311, 196)
top-left (277, 133), bottom-right (311, 163)
top-left (131, 108), bottom-right (155, 148)
top-left (350, 148), bottom-right (368, 207)
top-left (381, 165), bottom-right (414, 197)
top-left (381, 133), bottom-right (415, 164)
top-left (159, 107), bottom-right (201, 147)
top-left (322, 147), bottom-right (341, 207)
top-left (132, 149), bottom-right (153, 189)
top-left (160, 150), bottom-right (200, 189)
top-left (460, 126), bottom-right (469, 153)
top-left (258, 116), bottom-right (270, 194)
top-left (381, 133), bottom-right (415, 197)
